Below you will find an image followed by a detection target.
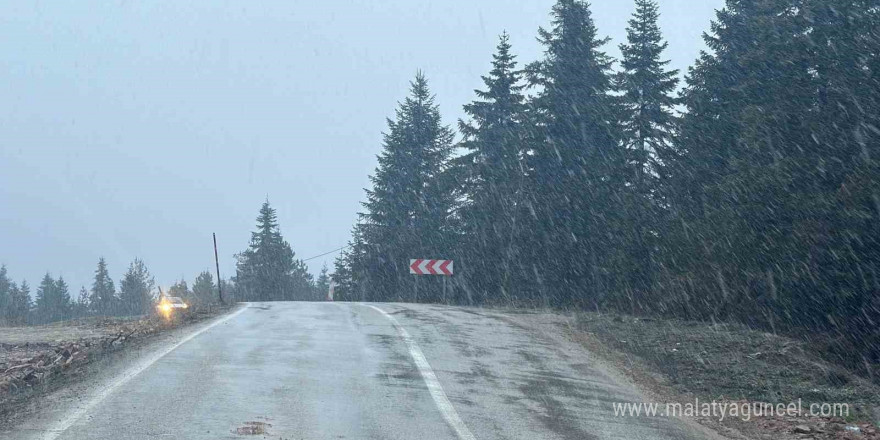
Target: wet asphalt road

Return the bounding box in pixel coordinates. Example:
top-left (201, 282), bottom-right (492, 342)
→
top-left (13, 302), bottom-right (716, 440)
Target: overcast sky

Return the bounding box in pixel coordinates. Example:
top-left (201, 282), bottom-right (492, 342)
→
top-left (0, 0), bottom-right (723, 293)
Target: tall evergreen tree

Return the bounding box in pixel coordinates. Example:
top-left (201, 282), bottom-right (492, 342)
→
top-left (234, 201), bottom-right (313, 301)
top-left (332, 252), bottom-right (353, 301)
top-left (525, 0), bottom-right (625, 306)
top-left (358, 72), bottom-right (455, 301)
top-left (169, 278), bottom-right (191, 302)
top-left (35, 273), bottom-right (72, 323)
top-left (34, 273), bottom-right (54, 322)
top-left (662, 0), bottom-right (815, 320)
top-left (219, 279), bottom-right (236, 303)
top-left (457, 33), bottom-right (528, 304)
top-left (659, 0), bottom-right (875, 332)
top-left (332, 226), bottom-right (367, 301)
top-left (55, 277), bottom-right (72, 320)
top-left (315, 264), bottom-right (330, 300)
top-left (616, 0), bottom-right (679, 306)
top-left (90, 257), bottom-right (117, 316)
top-left (192, 271), bottom-right (216, 308)
top-left (298, 263), bottom-right (315, 300)
top-left (0, 265), bottom-right (10, 321)
top-left (796, 0), bottom-right (880, 364)
top-left (8, 280), bottom-right (31, 325)
top-left (649, 0), bottom-right (880, 369)
top-left (118, 259), bottom-right (155, 315)
top-left (74, 286), bottom-right (90, 318)
top-left (618, 0), bottom-right (679, 180)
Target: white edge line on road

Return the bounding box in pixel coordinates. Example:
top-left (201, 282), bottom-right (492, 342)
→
top-left (40, 303), bottom-right (250, 440)
top-left (365, 304), bottom-right (477, 440)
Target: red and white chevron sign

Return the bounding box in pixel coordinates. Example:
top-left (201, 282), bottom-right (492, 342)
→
top-left (409, 259), bottom-right (454, 276)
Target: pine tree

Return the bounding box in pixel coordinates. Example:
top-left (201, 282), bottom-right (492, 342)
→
top-left (291, 259), bottom-right (314, 301)
top-left (651, 0), bottom-right (880, 369)
top-left (192, 271), bottom-right (216, 308)
top-left (358, 72), bottom-right (455, 301)
top-left (457, 33), bottom-right (528, 304)
top-left (8, 280), bottom-right (31, 325)
top-left (525, 0), bottom-right (625, 307)
top-left (659, 0), bottom-right (876, 329)
top-left (234, 201), bottom-right (313, 301)
top-left (118, 259), bottom-right (155, 316)
top-left (0, 265), bottom-right (10, 322)
top-left (332, 226), bottom-right (365, 301)
top-left (90, 257), bottom-right (117, 316)
top-left (616, 0), bottom-right (679, 307)
top-left (219, 279), bottom-right (236, 303)
top-left (74, 286), bottom-right (90, 318)
top-left (169, 278), bottom-right (191, 304)
top-left (34, 274), bottom-right (53, 323)
top-left (619, 0), bottom-right (679, 179)
top-left (797, 0), bottom-right (880, 364)
top-left (315, 264), bottom-right (330, 301)
top-left (332, 253), bottom-right (352, 301)
top-left (35, 273), bottom-right (72, 323)
top-left (661, 0), bottom-right (816, 321)
top-left (56, 277), bottom-right (73, 321)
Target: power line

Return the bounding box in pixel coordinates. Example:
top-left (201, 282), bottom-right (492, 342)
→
top-left (302, 245), bottom-right (350, 262)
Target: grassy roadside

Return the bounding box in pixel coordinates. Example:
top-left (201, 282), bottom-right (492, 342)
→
top-left (571, 312), bottom-right (880, 439)
top-left (0, 305), bottom-right (235, 426)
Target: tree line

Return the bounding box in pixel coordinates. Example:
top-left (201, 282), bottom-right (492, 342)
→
top-left (333, 0), bottom-right (880, 373)
top-left (0, 258), bottom-right (223, 325)
top-left (0, 200), bottom-right (333, 326)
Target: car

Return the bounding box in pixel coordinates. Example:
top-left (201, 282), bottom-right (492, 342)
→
top-left (156, 290), bottom-right (189, 320)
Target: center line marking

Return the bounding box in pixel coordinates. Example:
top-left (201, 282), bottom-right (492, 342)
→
top-left (366, 304), bottom-right (477, 440)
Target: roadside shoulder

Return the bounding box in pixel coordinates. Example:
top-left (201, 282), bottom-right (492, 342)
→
top-left (570, 312), bottom-right (880, 440)
top-left (487, 308), bottom-right (735, 440)
top-left (0, 304), bottom-right (242, 433)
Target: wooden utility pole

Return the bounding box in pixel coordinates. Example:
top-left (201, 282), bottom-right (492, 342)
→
top-left (214, 233), bottom-right (225, 305)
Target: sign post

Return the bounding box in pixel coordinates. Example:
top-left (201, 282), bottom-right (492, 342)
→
top-left (409, 259), bottom-right (453, 303)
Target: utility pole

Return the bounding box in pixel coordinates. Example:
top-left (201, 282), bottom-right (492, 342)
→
top-left (214, 233), bottom-right (225, 305)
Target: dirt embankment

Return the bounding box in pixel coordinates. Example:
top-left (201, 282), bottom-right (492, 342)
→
top-left (571, 312), bottom-right (880, 440)
top-left (0, 307), bottom-right (232, 423)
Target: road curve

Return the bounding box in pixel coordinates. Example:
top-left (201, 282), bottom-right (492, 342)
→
top-left (11, 302), bottom-right (716, 440)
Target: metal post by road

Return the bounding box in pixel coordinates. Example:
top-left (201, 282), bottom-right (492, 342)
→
top-left (214, 233), bottom-right (225, 305)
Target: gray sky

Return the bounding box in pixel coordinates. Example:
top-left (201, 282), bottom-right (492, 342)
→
top-left (0, 0), bottom-right (723, 293)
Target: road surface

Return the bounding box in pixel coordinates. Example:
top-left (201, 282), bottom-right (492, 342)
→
top-left (11, 302), bottom-right (717, 440)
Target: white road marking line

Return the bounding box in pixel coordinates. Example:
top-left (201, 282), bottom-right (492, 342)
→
top-left (365, 304), bottom-right (477, 440)
top-left (40, 304), bottom-right (250, 440)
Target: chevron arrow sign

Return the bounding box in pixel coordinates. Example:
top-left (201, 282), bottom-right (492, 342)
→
top-left (409, 259), bottom-right (453, 276)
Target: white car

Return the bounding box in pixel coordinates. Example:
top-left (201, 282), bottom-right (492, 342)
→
top-left (156, 295), bottom-right (189, 318)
